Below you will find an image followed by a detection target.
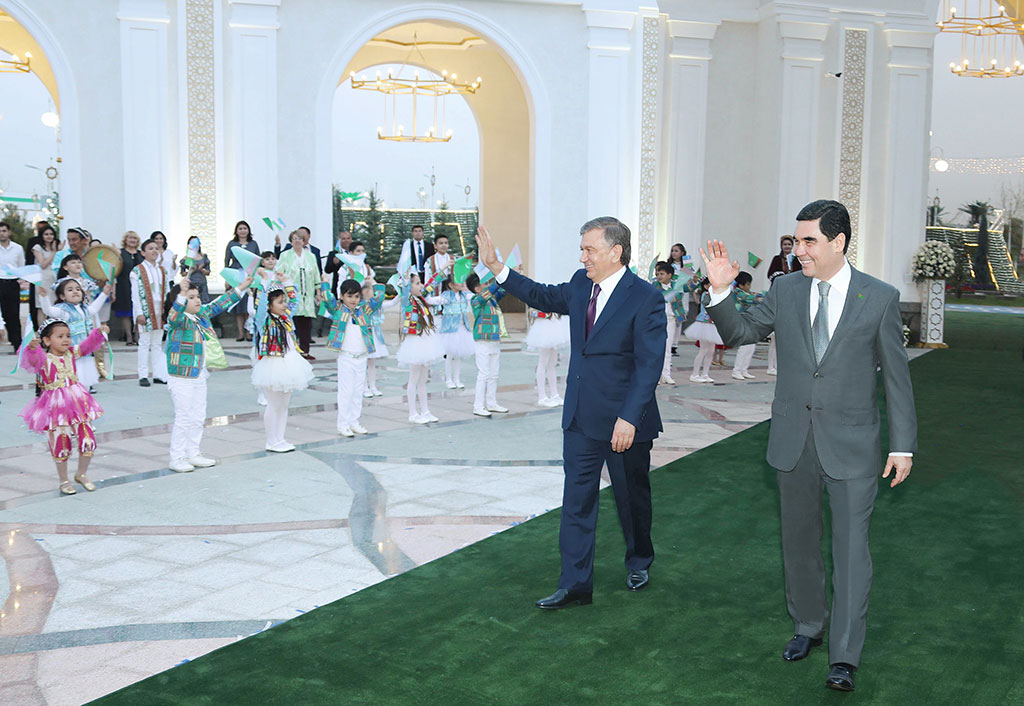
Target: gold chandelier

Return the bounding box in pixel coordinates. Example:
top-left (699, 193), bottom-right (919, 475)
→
top-left (937, 1), bottom-right (1024, 76)
top-left (348, 34), bottom-right (481, 143)
top-left (0, 50), bottom-right (31, 74)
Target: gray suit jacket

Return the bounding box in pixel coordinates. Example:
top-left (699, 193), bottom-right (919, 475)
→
top-left (708, 268), bottom-right (917, 479)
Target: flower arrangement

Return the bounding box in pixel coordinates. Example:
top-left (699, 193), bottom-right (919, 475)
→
top-left (911, 241), bottom-right (956, 281)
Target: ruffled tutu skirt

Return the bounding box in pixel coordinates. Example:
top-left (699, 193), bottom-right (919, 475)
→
top-left (367, 325), bottom-right (389, 360)
top-left (77, 353), bottom-right (100, 389)
top-left (683, 320), bottom-right (723, 346)
top-left (439, 327), bottom-right (475, 359)
top-left (396, 332), bottom-right (445, 367)
top-left (251, 350), bottom-right (315, 392)
top-left (20, 383), bottom-right (103, 433)
top-left (526, 317), bottom-right (570, 351)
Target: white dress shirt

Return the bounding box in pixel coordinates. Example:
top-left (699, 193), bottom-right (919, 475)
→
top-left (709, 259), bottom-right (910, 457)
top-left (495, 263), bottom-right (627, 326)
top-left (0, 240), bottom-right (26, 278)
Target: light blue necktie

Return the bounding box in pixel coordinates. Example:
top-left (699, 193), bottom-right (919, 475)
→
top-left (812, 280), bottom-right (831, 364)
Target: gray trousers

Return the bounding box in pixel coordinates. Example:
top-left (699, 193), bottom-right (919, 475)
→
top-left (777, 428), bottom-right (878, 667)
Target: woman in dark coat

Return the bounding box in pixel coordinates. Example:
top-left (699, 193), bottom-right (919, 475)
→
top-left (224, 220), bottom-right (260, 340)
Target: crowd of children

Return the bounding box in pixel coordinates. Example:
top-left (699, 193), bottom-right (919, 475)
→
top-left (13, 228), bottom-right (772, 496)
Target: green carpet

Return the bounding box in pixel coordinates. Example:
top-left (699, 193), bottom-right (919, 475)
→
top-left (92, 311), bottom-right (1024, 705)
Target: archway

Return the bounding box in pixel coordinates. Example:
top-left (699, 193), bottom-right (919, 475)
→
top-left (0, 0), bottom-right (81, 226)
top-left (313, 6), bottom-right (553, 280)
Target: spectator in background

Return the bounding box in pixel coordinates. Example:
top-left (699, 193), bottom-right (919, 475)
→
top-left (180, 236), bottom-right (212, 304)
top-left (224, 220), bottom-right (260, 341)
top-left (31, 223), bottom-right (60, 326)
top-left (115, 231), bottom-right (144, 344)
top-left (152, 231), bottom-right (177, 280)
top-left (0, 221), bottom-right (26, 352)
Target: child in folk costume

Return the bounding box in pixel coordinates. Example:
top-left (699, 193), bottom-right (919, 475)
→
top-left (164, 274), bottom-right (252, 472)
top-left (683, 277), bottom-right (723, 384)
top-left (424, 277), bottom-right (474, 389)
top-left (652, 261), bottom-right (691, 386)
top-left (341, 241), bottom-right (376, 282)
top-left (246, 252), bottom-right (278, 406)
top-left (423, 233), bottom-right (454, 288)
top-left (466, 272), bottom-right (509, 417)
top-left (362, 280), bottom-right (387, 398)
top-left (38, 278), bottom-right (113, 394)
top-left (321, 276), bottom-right (386, 436)
top-left (251, 273), bottom-right (315, 452)
top-left (19, 319), bottom-right (109, 495)
top-left (730, 271), bottom-right (762, 381)
top-left (393, 273), bottom-right (444, 424)
top-left (525, 306), bottom-right (570, 406)
top-left (131, 238), bottom-right (170, 386)
top-left (55, 254), bottom-right (100, 306)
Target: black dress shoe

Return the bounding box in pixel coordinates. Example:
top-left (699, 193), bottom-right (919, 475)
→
top-left (138, 379), bottom-right (151, 387)
top-left (535, 588), bottom-right (592, 610)
top-left (826, 663), bottom-right (856, 691)
top-left (782, 634), bottom-right (823, 661)
top-left (153, 378), bottom-right (167, 385)
top-left (626, 569), bottom-right (649, 591)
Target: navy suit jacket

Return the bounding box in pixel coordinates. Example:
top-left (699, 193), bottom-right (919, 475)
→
top-left (501, 268), bottom-right (666, 443)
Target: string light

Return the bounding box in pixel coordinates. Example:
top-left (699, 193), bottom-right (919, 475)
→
top-left (930, 156), bottom-right (1024, 174)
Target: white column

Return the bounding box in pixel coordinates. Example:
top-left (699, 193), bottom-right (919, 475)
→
top-left (880, 28), bottom-right (934, 301)
top-left (661, 19), bottom-right (718, 257)
top-left (227, 0), bottom-right (280, 243)
top-left (117, 0), bottom-right (171, 235)
top-left (583, 7), bottom-right (641, 237)
top-left (775, 20), bottom-right (829, 235)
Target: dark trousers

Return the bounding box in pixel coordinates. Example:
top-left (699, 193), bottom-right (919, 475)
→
top-left (294, 316), bottom-right (313, 354)
top-left (777, 428), bottom-right (878, 667)
top-left (559, 421), bottom-right (654, 591)
top-left (0, 279), bottom-right (23, 351)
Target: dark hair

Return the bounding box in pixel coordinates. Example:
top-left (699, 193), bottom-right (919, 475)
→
top-left (163, 284), bottom-right (183, 320)
top-left (89, 239), bottom-right (102, 247)
top-left (54, 277), bottom-right (83, 302)
top-left (151, 231), bottom-right (167, 249)
top-left (339, 279), bottom-right (362, 297)
top-left (39, 319), bottom-right (70, 346)
top-left (298, 226), bottom-right (310, 235)
top-left (411, 225), bottom-right (424, 232)
top-left (348, 241), bottom-right (364, 253)
top-left (141, 238), bottom-right (159, 251)
top-left (66, 228), bottom-right (84, 241)
top-left (266, 288), bottom-right (288, 308)
top-left (580, 216), bottom-right (631, 266)
top-left (735, 271), bottom-right (753, 286)
top-left (40, 225), bottom-right (57, 247)
top-left (440, 276), bottom-right (453, 292)
top-left (465, 273), bottom-right (481, 292)
top-left (700, 277), bottom-right (710, 289)
top-left (655, 262), bottom-right (674, 276)
top-left (434, 233), bottom-right (449, 243)
top-left (0, 221), bottom-right (12, 230)
top-left (56, 253), bottom-right (83, 279)
top-left (232, 221), bottom-right (252, 242)
top-left (795, 200), bottom-right (851, 254)
top-left (260, 250), bottom-right (275, 259)
top-left (669, 243), bottom-right (686, 262)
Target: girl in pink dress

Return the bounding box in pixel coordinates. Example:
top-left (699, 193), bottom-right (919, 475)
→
top-left (19, 318), bottom-right (109, 495)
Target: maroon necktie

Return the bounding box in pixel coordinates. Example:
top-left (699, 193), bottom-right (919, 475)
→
top-left (585, 283), bottom-right (601, 338)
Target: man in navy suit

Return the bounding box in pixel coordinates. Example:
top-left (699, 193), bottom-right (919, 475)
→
top-left (476, 218), bottom-right (666, 609)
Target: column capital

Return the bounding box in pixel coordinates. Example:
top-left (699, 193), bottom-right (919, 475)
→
top-left (884, 29), bottom-right (933, 69)
top-left (668, 20), bottom-right (719, 60)
top-left (229, 0), bottom-right (280, 30)
top-left (779, 20), bottom-right (829, 62)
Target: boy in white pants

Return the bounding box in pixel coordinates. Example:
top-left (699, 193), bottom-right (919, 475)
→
top-left (321, 276), bottom-right (385, 436)
top-left (130, 237), bottom-right (170, 386)
top-left (467, 272), bottom-right (508, 417)
top-left (652, 262), bottom-right (691, 385)
top-left (730, 271), bottom-right (760, 380)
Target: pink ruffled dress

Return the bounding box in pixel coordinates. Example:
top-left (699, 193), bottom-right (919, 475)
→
top-left (19, 328), bottom-right (106, 433)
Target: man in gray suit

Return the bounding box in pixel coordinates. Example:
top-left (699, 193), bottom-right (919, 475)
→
top-left (700, 199), bottom-right (916, 692)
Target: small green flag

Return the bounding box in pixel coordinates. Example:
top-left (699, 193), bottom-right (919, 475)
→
top-left (262, 217), bottom-right (274, 230)
top-left (453, 256), bottom-right (473, 285)
top-left (747, 252), bottom-right (763, 268)
top-left (220, 268), bottom-right (245, 289)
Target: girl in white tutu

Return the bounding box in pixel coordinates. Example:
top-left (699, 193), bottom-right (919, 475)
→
top-left (394, 273), bottom-right (444, 424)
top-left (525, 309), bottom-right (569, 406)
top-left (425, 277), bottom-right (474, 389)
top-left (251, 273), bottom-right (315, 451)
top-left (362, 280), bottom-right (387, 398)
top-left (683, 277), bottom-right (723, 384)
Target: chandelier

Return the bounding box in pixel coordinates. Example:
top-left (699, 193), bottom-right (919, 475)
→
top-left (0, 50), bottom-right (31, 74)
top-left (348, 34), bottom-right (481, 143)
top-left (937, 1), bottom-right (1024, 76)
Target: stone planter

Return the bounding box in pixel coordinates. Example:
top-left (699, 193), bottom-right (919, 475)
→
top-left (919, 278), bottom-right (947, 347)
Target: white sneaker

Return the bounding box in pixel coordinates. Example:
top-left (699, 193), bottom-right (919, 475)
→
top-left (731, 372), bottom-right (746, 380)
top-left (766, 368), bottom-right (777, 376)
top-left (412, 414), bottom-right (430, 425)
top-left (487, 404), bottom-right (509, 413)
top-left (700, 375), bottom-right (715, 383)
top-left (350, 423), bottom-right (368, 435)
top-left (421, 412), bottom-right (439, 423)
top-left (257, 398), bottom-right (267, 406)
top-left (337, 426), bottom-right (355, 437)
top-left (455, 381), bottom-right (465, 389)
top-left (372, 387), bottom-right (383, 397)
top-left (689, 375), bottom-right (704, 383)
top-left (169, 458), bottom-right (195, 473)
top-left (742, 372), bottom-right (756, 379)
top-left (473, 408), bottom-right (492, 417)
top-left (551, 395), bottom-right (564, 406)
top-left (537, 398), bottom-right (550, 407)
top-left (446, 380), bottom-right (457, 389)
top-left (363, 389), bottom-right (374, 398)
top-left (266, 442), bottom-right (296, 453)
top-left (660, 375), bottom-right (676, 385)
top-left (188, 455), bottom-right (217, 468)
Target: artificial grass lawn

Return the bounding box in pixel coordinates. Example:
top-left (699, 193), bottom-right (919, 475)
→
top-left (93, 312), bottom-right (1024, 705)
